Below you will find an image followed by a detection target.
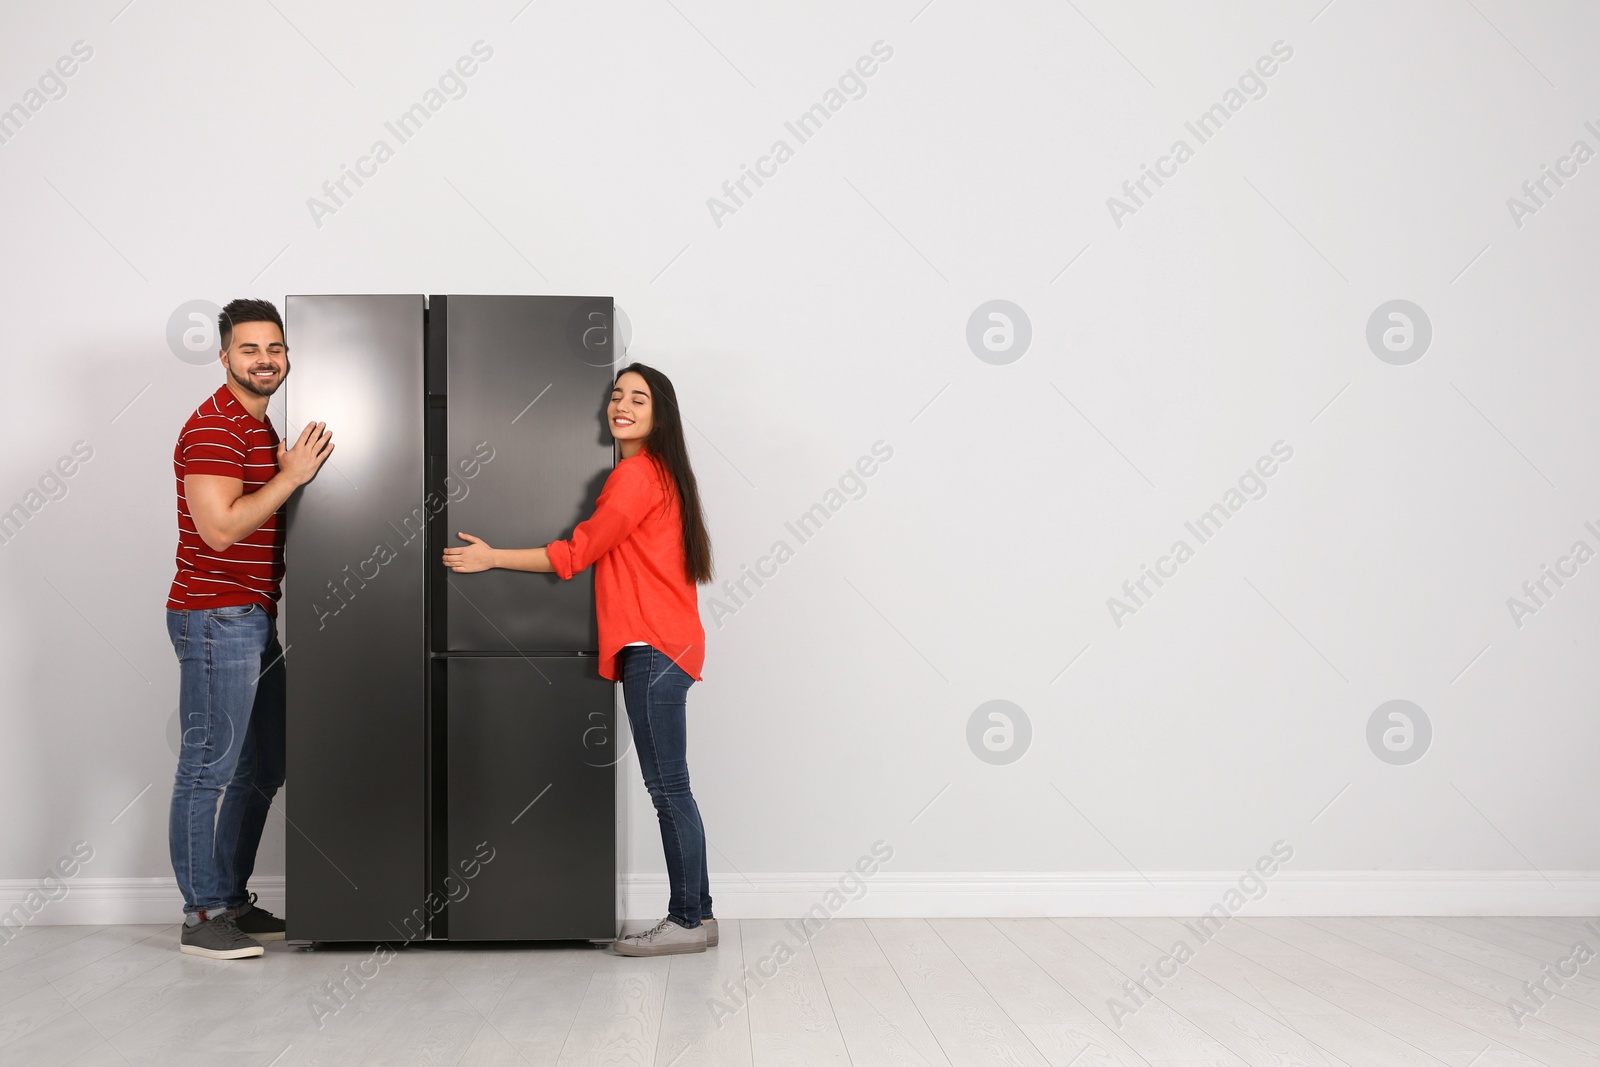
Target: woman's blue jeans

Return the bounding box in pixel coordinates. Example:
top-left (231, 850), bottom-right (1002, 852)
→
top-left (165, 603), bottom-right (285, 915)
top-left (619, 644), bottom-right (711, 929)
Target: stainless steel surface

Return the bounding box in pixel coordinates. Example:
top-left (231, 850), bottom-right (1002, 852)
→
top-left (444, 295), bottom-right (615, 652)
top-left (444, 656), bottom-right (616, 940)
top-left (284, 294), bottom-right (428, 941)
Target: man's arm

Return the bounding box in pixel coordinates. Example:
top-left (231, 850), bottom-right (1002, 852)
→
top-left (186, 422), bottom-right (333, 551)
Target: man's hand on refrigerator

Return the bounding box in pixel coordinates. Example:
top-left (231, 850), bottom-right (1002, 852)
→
top-left (279, 422), bottom-right (334, 486)
top-left (444, 532), bottom-right (497, 573)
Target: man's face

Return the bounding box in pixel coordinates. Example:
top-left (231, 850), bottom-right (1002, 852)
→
top-left (221, 320), bottom-right (289, 398)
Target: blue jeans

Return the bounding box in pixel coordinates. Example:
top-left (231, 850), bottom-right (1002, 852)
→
top-left (166, 603), bottom-right (285, 915)
top-left (620, 644), bottom-right (711, 929)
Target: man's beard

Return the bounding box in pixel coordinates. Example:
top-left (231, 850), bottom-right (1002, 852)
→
top-left (231, 364), bottom-right (287, 398)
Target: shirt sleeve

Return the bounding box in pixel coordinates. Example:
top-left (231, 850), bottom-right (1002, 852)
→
top-left (546, 459), bottom-right (660, 580)
top-left (180, 419), bottom-right (248, 480)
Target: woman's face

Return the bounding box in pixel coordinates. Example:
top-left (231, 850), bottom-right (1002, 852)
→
top-left (608, 371), bottom-right (652, 444)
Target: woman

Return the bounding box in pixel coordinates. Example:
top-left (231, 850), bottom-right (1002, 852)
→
top-left (442, 363), bottom-right (716, 956)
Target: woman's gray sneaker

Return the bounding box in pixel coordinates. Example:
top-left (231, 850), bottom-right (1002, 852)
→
top-left (614, 916), bottom-right (706, 956)
top-left (180, 912), bottom-right (264, 959)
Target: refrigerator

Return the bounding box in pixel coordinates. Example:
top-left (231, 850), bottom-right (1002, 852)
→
top-left (282, 294), bottom-right (625, 944)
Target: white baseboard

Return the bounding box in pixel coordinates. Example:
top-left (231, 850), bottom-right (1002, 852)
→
top-left (0, 877), bottom-right (288, 928)
top-left (3, 872), bottom-right (1597, 929)
top-left (620, 870), bottom-right (1600, 918)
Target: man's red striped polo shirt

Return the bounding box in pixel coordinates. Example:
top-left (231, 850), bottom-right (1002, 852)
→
top-left (167, 384), bottom-right (284, 614)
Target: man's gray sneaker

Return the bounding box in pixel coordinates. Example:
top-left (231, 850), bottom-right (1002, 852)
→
top-left (232, 892), bottom-right (285, 942)
top-left (614, 916), bottom-right (706, 956)
top-left (180, 911), bottom-right (264, 959)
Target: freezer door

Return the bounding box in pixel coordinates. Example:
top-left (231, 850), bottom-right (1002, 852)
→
top-left (444, 656), bottom-right (616, 940)
top-left (283, 294), bottom-right (428, 942)
top-left (443, 295), bottom-right (615, 652)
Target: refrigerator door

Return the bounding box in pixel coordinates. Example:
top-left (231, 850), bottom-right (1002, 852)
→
top-left (443, 295), bottom-right (616, 653)
top-left (283, 294), bottom-right (428, 941)
top-left (444, 656), bottom-right (616, 940)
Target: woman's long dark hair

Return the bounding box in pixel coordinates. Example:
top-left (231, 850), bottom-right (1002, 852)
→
top-left (615, 362), bottom-right (713, 585)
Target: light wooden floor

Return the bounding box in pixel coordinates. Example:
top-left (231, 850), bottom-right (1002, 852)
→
top-left (1, 916), bottom-right (1597, 1065)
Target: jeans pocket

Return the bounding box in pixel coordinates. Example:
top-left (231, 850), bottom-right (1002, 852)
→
top-left (165, 610), bottom-right (189, 657)
top-left (212, 603), bottom-right (258, 619)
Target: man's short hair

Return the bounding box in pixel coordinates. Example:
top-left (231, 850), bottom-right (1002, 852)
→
top-left (218, 298), bottom-right (283, 350)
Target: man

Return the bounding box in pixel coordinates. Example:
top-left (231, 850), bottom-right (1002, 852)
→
top-left (167, 298), bottom-right (332, 958)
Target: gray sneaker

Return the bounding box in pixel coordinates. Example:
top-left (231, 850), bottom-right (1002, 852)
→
top-left (232, 893), bottom-right (285, 942)
top-left (180, 911), bottom-right (264, 959)
top-left (702, 917), bottom-right (718, 947)
top-left (614, 916), bottom-right (706, 956)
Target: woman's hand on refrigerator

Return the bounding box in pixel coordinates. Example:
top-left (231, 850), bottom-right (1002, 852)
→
top-left (443, 532), bottom-right (497, 573)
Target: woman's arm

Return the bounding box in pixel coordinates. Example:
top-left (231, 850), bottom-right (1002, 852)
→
top-left (491, 546), bottom-right (552, 572)
top-left (442, 533), bottom-right (552, 573)
top-left (546, 461), bottom-right (656, 579)
top-left (443, 458), bottom-right (656, 577)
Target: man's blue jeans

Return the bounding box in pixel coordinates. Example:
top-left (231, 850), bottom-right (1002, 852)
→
top-left (166, 603), bottom-right (285, 915)
top-left (619, 644), bottom-right (711, 929)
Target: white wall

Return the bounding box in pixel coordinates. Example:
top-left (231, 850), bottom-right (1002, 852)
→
top-left (2, 0), bottom-right (1598, 919)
